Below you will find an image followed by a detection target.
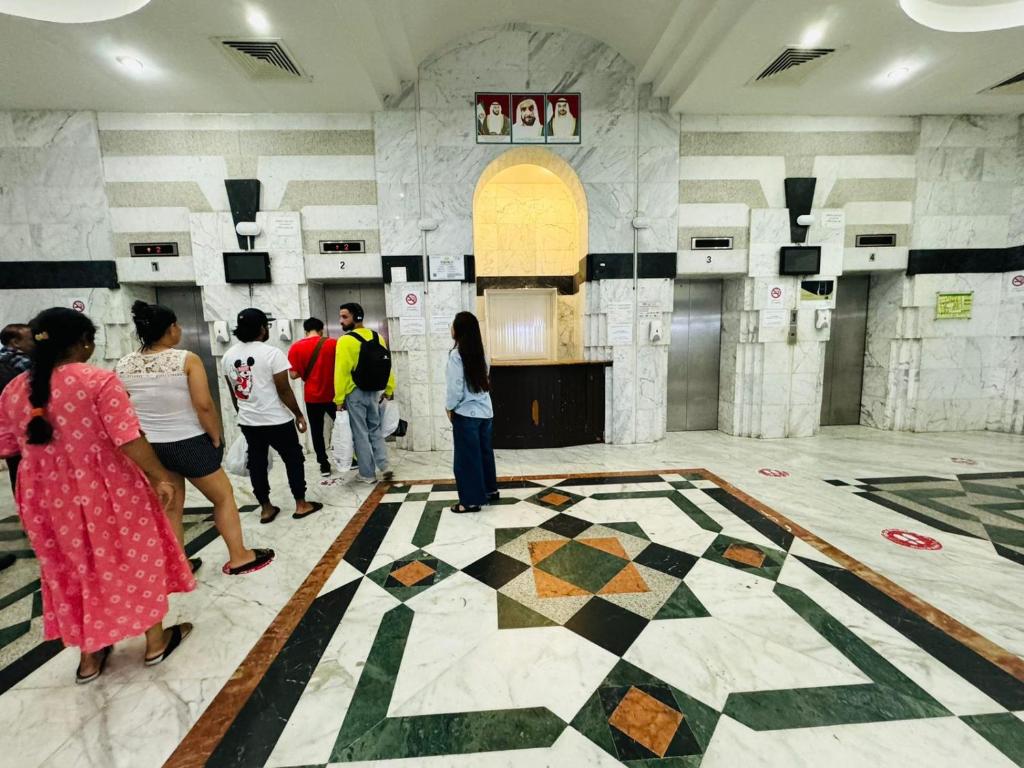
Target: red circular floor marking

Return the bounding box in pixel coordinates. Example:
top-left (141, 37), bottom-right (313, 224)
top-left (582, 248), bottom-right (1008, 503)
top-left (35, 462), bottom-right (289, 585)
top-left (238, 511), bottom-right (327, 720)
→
top-left (951, 457), bottom-right (977, 465)
top-left (882, 529), bottom-right (942, 550)
top-left (758, 468), bottom-right (789, 478)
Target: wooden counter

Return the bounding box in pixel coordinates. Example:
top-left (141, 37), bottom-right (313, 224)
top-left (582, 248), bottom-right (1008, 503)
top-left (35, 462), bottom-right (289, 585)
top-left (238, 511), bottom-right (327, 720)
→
top-left (489, 360), bottom-right (611, 448)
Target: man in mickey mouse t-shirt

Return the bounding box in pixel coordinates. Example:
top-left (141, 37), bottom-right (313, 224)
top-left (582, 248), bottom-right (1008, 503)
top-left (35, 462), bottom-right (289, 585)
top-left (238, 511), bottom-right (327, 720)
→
top-left (222, 308), bottom-right (322, 524)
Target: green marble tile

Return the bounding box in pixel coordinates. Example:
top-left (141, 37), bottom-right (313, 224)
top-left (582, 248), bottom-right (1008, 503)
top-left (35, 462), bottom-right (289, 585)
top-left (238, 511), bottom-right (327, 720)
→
top-left (535, 539), bottom-right (626, 593)
top-left (890, 488), bottom-right (977, 521)
top-left (570, 691), bottom-right (618, 756)
top-left (411, 502), bottom-right (447, 548)
top-left (702, 535), bottom-right (785, 581)
top-left (602, 521), bottom-right (651, 541)
top-left (404, 492), bottom-right (429, 502)
top-left (592, 490), bottom-right (674, 501)
top-left (986, 524), bottom-right (1024, 549)
top-left (333, 707), bottom-right (565, 761)
top-left (961, 713), bottom-right (1024, 766)
top-left (669, 493), bottom-right (723, 533)
top-left (496, 593), bottom-right (558, 629)
top-left (332, 605), bottom-right (413, 754)
top-left (654, 582), bottom-right (710, 620)
top-left (495, 526), bottom-right (534, 549)
top-left (0, 619), bottom-right (30, 649)
top-left (669, 480), bottom-right (695, 489)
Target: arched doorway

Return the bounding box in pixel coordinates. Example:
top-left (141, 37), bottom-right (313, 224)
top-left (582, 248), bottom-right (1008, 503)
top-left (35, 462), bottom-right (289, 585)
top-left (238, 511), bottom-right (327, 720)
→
top-left (472, 148), bottom-right (587, 360)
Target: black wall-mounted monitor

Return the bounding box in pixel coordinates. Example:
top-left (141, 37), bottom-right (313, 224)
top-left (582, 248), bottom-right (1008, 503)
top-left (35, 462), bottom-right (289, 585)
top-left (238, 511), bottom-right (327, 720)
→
top-left (779, 246), bottom-right (821, 276)
top-left (223, 252), bottom-right (271, 284)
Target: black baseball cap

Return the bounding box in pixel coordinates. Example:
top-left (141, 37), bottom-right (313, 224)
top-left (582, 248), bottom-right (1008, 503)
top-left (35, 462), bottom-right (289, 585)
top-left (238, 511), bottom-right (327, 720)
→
top-left (235, 308), bottom-right (274, 329)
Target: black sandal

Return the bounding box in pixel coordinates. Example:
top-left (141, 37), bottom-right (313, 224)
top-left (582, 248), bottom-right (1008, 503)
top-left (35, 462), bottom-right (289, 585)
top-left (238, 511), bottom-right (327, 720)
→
top-left (260, 506), bottom-right (281, 524)
top-left (451, 504), bottom-right (481, 514)
top-left (75, 646), bottom-right (112, 685)
top-left (487, 492), bottom-right (501, 504)
top-left (144, 623), bottom-right (192, 666)
top-left (221, 548), bottom-right (275, 576)
top-left (189, 558), bottom-right (203, 574)
top-left (293, 501), bottom-right (324, 520)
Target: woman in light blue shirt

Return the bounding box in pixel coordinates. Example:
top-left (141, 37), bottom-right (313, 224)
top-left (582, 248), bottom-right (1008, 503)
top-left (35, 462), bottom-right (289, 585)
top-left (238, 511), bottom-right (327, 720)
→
top-left (445, 312), bottom-right (497, 513)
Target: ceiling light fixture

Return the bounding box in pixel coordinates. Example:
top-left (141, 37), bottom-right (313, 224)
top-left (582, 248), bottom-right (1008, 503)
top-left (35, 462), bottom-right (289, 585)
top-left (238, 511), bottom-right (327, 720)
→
top-left (116, 55), bottom-right (144, 73)
top-left (246, 6), bottom-right (271, 33)
top-left (800, 22), bottom-right (827, 48)
top-left (887, 66), bottom-right (911, 81)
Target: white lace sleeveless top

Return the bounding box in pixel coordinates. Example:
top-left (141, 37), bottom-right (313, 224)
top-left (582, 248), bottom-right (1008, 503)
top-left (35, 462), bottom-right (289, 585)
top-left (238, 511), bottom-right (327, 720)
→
top-left (116, 349), bottom-right (204, 443)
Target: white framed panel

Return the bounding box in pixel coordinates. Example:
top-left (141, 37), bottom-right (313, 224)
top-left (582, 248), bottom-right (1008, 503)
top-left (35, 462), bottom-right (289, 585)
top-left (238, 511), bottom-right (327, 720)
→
top-left (484, 288), bottom-right (557, 361)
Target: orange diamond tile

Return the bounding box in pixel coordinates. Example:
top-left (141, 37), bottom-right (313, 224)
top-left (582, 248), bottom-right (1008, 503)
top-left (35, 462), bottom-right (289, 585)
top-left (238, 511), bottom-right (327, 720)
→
top-left (532, 567), bottom-right (588, 598)
top-left (598, 563), bottom-right (650, 595)
top-left (608, 685), bottom-right (683, 758)
top-left (390, 560), bottom-right (436, 587)
top-left (540, 492), bottom-right (572, 506)
top-left (579, 536), bottom-right (629, 559)
top-left (528, 538), bottom-right (569, 565)
top-left (723, 543), bottom-right (766, 568)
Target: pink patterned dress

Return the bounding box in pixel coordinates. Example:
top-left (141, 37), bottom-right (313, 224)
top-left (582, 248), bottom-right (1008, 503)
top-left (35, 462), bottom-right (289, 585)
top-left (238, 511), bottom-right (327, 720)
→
top-left (0, 364), bottom-right (195, 652)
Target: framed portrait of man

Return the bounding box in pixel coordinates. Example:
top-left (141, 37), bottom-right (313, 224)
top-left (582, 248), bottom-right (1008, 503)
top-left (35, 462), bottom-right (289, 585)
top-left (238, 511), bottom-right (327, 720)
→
top-left (511, 93), bottom-right (545, 144)
top-left (545, 93), bottom-right (581, 144)
top-left (475, 93), bottom-right (511, 143)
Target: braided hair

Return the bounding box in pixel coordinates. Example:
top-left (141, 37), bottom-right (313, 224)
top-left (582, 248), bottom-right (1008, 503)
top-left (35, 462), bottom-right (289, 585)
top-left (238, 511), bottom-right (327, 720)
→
top-left (26, 308), bottom-right (96, 445)
top-left (131, 300), bottom-right (176, 349)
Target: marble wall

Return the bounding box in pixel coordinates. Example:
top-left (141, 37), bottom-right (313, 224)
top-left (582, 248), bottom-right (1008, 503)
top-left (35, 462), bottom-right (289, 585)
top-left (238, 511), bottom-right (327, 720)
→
top-left (862, 115), bottom-right (1024, 434)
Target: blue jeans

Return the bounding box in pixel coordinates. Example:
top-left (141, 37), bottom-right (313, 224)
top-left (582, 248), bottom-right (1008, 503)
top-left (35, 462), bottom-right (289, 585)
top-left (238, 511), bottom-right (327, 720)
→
top-left (452, 413), bottom-right (497, 507)
top-left (345, 388), bottom-right (389, 480)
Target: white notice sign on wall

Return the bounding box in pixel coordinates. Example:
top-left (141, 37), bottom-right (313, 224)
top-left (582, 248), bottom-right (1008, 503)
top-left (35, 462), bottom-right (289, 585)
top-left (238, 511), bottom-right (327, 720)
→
top-left (607, 323), bottom-right (633, 346)
top-left (430, 315), bottom-right (452, 335)
top-left (822, 211), bottom-right (844, 230)
top-left (428, 255), bottom-right (465, 282)
top-left (401, 317), bottom-right (426, 336)
top-left (608, 302), bottom-right (634, 325)
top-left (762, 309), bottom-right (788, 328)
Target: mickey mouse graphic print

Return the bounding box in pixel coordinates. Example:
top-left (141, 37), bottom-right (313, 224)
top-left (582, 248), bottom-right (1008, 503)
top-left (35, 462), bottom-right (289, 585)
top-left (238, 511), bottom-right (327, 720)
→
top-left (221, 341), bottom-right (294, 427)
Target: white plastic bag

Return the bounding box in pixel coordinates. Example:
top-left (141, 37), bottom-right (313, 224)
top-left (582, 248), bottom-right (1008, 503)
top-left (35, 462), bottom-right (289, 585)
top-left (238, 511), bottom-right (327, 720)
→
top-left (380, 399), bottom-right (401, 437)
top-left (331, 409), bottom-right (354, 470)
top-left (224, 434), bottom-right (274, 476)
top-left (224, 435), bottom-right (248, 476)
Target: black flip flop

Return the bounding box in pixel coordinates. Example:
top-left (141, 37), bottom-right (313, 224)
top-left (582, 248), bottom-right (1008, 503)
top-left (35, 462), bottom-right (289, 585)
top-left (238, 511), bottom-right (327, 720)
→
top-left (487, 492), bottom-right (501, 504)
top-left (75, 646), bottom-right (112, 685)
top-left (144, 623), bottom-right (192, 667)
top-left (293, 501), bottom-right (324, 520)
top-left (451, 504), bottom-right (482, 514)
top-left (189, 558), bottom-right (203, 574)
top-left (259, 506), bottom-right (281, 524)
top-left (221, 548), bottom-right (275, 576)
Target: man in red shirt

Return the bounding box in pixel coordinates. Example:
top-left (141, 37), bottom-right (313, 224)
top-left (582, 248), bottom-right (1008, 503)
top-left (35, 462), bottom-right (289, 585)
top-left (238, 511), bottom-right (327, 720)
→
top-left (288, 317), bottom-right (338, 477)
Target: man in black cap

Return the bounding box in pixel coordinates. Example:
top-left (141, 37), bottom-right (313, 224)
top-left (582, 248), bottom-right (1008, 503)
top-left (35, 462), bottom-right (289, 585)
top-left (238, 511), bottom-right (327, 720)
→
top-left (222, 308), bottom-right (322, 523)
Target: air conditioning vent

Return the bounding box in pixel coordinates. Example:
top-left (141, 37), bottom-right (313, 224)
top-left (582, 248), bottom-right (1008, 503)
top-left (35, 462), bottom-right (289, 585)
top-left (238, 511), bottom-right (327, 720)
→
top-left (986, 69), bottom-right (1024, 94)
top-left (691, 236), bottom-right (734, 250)
top-left (855, 233), bottom-right (897, 248)
top-left (215, 38), bottom-right (308, 80)
top-left (753, 47), bottom-right (836, 85)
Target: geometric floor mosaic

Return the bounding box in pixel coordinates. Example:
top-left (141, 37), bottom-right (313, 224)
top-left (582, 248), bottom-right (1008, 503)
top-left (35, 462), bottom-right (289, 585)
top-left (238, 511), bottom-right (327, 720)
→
top-left (826, 471), bottom-right (1024, 568)
top-left (0, 503), bottom-right (258, 694)
top-left (159, 470), bottom-right (1024, 767)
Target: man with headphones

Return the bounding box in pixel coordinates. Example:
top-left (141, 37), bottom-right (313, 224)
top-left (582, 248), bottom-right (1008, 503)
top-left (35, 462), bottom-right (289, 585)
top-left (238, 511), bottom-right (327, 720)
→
top-left (334, 303), bottom-right (396, 485)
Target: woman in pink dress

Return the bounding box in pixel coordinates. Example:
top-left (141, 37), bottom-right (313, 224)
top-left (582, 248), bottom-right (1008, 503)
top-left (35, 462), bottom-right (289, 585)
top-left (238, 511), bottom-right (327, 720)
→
top-left (0, 307), bottom-right (196, 683)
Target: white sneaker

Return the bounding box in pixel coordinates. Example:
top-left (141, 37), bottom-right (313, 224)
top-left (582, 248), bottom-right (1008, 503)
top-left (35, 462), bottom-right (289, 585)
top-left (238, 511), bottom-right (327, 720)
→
top-left (355, 475), bottom-right (377, 485)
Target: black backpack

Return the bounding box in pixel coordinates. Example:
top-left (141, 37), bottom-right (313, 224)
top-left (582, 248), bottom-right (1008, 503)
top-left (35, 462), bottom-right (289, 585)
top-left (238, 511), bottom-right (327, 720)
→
top-left (0, 356), bottom-right (24, 395)
top-left (349, 331), bottom-right (392, 392)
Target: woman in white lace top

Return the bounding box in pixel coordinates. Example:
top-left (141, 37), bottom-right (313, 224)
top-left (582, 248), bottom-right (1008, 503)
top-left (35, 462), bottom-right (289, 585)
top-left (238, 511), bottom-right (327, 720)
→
top-left (116, 302), bottom-right (273, 576)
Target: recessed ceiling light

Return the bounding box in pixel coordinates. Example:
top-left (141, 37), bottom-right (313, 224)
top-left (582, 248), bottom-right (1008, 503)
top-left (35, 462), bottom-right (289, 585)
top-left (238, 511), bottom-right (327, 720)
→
top-left (247, 7), bottom-right (270, 33)
top-left (116, 55), bottom-right (144, 73)
top-left (887, 66), bottom-right (911, 81)
top-left (800, 22), bottom-right (827, 48)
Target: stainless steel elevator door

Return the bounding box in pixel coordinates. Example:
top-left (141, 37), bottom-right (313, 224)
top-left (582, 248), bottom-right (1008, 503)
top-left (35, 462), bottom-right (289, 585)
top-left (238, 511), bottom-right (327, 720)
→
top-left (153, 287), bottom-right (220, 413)
top-left (667, 280), bottom-right (722, 431)
top-left (321, 284), bottom-right (389, 342)
top-left (820, 275), bottom-right (870, 426)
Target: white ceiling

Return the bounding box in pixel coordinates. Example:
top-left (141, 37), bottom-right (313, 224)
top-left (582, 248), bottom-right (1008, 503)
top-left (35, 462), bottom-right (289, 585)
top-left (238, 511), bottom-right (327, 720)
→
top-left (0, 0), bottom-right (1022, 115)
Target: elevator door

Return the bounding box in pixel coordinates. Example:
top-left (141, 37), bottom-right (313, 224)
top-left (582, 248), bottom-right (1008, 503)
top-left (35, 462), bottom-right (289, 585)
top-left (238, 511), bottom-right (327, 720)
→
top-left (820, 275), bottom-right (870, 426)
top-left (153, 287), bottom-right (220, 413)
top-left (667, 280), bottom-right (722, 431)
top-left (321, 283), bottom-right (389, 342)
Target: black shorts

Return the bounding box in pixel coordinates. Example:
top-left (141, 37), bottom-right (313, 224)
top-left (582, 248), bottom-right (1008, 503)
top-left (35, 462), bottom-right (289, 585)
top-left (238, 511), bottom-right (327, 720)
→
top-left (151, 434), bottom-right (224, 479)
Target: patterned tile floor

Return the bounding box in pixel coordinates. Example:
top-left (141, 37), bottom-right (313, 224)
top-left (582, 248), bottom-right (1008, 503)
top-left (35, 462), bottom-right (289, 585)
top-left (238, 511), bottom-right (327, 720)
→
top-left (0, 426), bottom-right (1022, 767)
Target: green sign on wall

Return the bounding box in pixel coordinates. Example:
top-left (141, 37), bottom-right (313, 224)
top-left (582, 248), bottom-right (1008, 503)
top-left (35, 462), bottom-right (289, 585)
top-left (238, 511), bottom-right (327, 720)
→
top-left (935, 292), bottom-right (973, 319)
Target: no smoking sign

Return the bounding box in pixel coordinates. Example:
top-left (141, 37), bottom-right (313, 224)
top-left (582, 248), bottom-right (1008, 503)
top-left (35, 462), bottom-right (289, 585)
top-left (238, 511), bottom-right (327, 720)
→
top-left (882, 529), bottom-right (942, 550)
top-left (770, 287), bottom-right (782, 299)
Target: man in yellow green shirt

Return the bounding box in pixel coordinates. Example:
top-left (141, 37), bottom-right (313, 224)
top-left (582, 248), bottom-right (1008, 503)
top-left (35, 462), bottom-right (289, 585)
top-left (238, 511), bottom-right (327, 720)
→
top-left (334, 302), bottom-right (395, 484)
